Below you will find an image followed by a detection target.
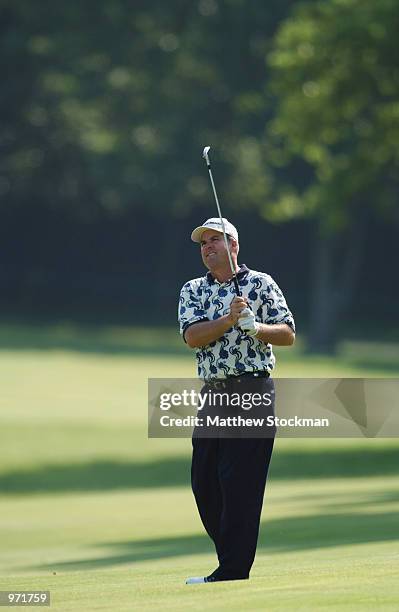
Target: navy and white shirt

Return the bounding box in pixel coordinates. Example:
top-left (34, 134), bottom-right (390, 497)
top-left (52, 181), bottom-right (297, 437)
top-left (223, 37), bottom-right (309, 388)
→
top-left (178, 264), bottom-right (295, 380)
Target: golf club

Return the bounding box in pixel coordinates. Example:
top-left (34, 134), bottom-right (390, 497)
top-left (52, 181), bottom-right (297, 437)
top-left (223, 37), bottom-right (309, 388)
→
top-left (202, 145), bottom-right (241, 296)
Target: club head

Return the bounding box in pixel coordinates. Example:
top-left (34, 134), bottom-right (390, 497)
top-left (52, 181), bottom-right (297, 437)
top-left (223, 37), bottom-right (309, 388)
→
top-left (202, 146), bottom-right (211, 161)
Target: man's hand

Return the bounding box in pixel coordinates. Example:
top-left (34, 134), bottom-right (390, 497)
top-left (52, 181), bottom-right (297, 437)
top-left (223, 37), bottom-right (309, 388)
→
top-left (238, 307), bottom-right (260, 337)
top-left (228, 296), bottom-right (249, 325)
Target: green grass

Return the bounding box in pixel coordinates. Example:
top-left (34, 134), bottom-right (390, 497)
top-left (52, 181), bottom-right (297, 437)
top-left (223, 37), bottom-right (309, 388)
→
top-left (0, 323), bottom-right (398, 611)
top-left (1, 480), bottom-right (399, 610)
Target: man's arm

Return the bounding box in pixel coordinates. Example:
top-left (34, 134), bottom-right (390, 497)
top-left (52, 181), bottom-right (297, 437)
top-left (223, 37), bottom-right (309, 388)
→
top-left (255, 322), bottom-right (295, 346)
top-left (184, 315), bottom-right (233, 348)
top-left (184, 297), bottom-right (248, 348)
top-left (238, 275), bottom-right (295, 345)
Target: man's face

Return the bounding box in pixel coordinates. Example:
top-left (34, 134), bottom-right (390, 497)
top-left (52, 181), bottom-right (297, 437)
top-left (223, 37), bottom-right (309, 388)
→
top-left (200, 229), bottom-right (230, 270)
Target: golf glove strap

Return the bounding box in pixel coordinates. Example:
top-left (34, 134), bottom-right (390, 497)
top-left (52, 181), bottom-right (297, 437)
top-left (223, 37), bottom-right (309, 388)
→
top-left (238, 308), bottom-right (260, 337)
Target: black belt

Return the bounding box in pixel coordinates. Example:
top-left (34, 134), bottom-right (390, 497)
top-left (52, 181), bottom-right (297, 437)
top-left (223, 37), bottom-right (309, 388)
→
top-left (205, 371), bottom-right (270, 390)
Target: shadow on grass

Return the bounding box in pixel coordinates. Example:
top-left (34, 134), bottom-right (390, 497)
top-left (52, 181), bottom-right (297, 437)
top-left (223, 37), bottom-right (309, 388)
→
top-left (1, 446), bottom-right (399, 495)
top-left (0, 323), bottom-right (188, 357)
top-left (333, 358), bottom-right (399, 374)
top-left (0, 457), bottom-right (190, 495)
top-left (2, 323), bottom-right (399, 372)
top-left (32, 510), bottom-right (399, 572)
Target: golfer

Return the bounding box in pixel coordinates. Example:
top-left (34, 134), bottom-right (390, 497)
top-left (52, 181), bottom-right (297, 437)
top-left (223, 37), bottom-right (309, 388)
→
top-left (178, 218), bottom-right (295, 584)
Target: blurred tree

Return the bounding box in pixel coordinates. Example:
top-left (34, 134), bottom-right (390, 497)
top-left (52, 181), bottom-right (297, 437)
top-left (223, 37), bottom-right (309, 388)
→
top-left (265, 0), bottom-right (399, 352)
top-left (3, 0), bottom-right (397, 336)
top-left (0, 0), bottom-right (295, 218)
top-left (0, 0), bottom-right (296, 300)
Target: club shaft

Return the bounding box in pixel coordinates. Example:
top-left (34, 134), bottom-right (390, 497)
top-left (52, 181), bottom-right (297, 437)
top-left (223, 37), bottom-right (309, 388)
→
top-left (206, 166), bottom-right (241, 296)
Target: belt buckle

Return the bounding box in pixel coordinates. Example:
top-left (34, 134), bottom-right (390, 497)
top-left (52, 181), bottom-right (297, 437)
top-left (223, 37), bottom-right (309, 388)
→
top-left (213, 381), bottom-right (225, 390)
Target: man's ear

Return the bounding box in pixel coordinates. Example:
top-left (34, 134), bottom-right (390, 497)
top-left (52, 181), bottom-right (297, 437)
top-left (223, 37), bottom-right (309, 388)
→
top-left (230, 238), bottom-right (239, 255)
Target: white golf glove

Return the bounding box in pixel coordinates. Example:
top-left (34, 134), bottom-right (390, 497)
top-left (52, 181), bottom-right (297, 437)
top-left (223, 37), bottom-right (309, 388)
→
top-left (238, 307), bottom-right (260, 337)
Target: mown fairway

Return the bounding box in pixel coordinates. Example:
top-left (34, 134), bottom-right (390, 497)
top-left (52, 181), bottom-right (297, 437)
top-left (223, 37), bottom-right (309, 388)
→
top-left (0, 324), bottom-right (398, 611)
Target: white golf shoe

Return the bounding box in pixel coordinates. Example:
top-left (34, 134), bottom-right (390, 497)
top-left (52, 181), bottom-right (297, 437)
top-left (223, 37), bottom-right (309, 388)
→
top-left (185, 576), bottom-right (206, 584)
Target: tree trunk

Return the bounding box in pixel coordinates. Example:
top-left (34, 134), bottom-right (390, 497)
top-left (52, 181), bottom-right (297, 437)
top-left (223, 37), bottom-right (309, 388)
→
top-left (307, 229), bottom-right (339, 353)
top-left (307, 216), bottom-right (367, 354)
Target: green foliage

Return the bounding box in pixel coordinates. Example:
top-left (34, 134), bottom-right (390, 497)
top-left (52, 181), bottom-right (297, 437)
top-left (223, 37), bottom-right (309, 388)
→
top-left (2, 0), bottom-right (398, 226)
top-left (267, 0), bottom-right (399, 230)
top-left (0, 0), bottom-right (295, 218)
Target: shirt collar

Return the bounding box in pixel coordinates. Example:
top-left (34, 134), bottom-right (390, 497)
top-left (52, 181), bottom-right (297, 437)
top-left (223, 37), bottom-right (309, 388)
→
top-left (206, 264), bottom-right (250, 285)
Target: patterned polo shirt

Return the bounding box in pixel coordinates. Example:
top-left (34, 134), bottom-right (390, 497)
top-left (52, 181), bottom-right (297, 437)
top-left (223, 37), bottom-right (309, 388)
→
top-left (178, 264), bottom-right (295, 380)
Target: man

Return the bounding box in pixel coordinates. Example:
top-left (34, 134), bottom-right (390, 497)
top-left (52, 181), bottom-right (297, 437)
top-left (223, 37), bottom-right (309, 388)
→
top-left (178, 217), bottom-right (295, 584)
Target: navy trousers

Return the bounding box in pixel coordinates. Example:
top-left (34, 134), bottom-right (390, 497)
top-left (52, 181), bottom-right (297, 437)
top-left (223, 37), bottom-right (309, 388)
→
top-left (191, 375), bottom-right (275, 580)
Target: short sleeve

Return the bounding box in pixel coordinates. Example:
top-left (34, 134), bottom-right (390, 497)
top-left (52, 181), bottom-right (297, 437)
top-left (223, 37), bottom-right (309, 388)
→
top-left (178, 280), bottom-right (209, 340)
top-left (262, 276), bottom-right (296, 332)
